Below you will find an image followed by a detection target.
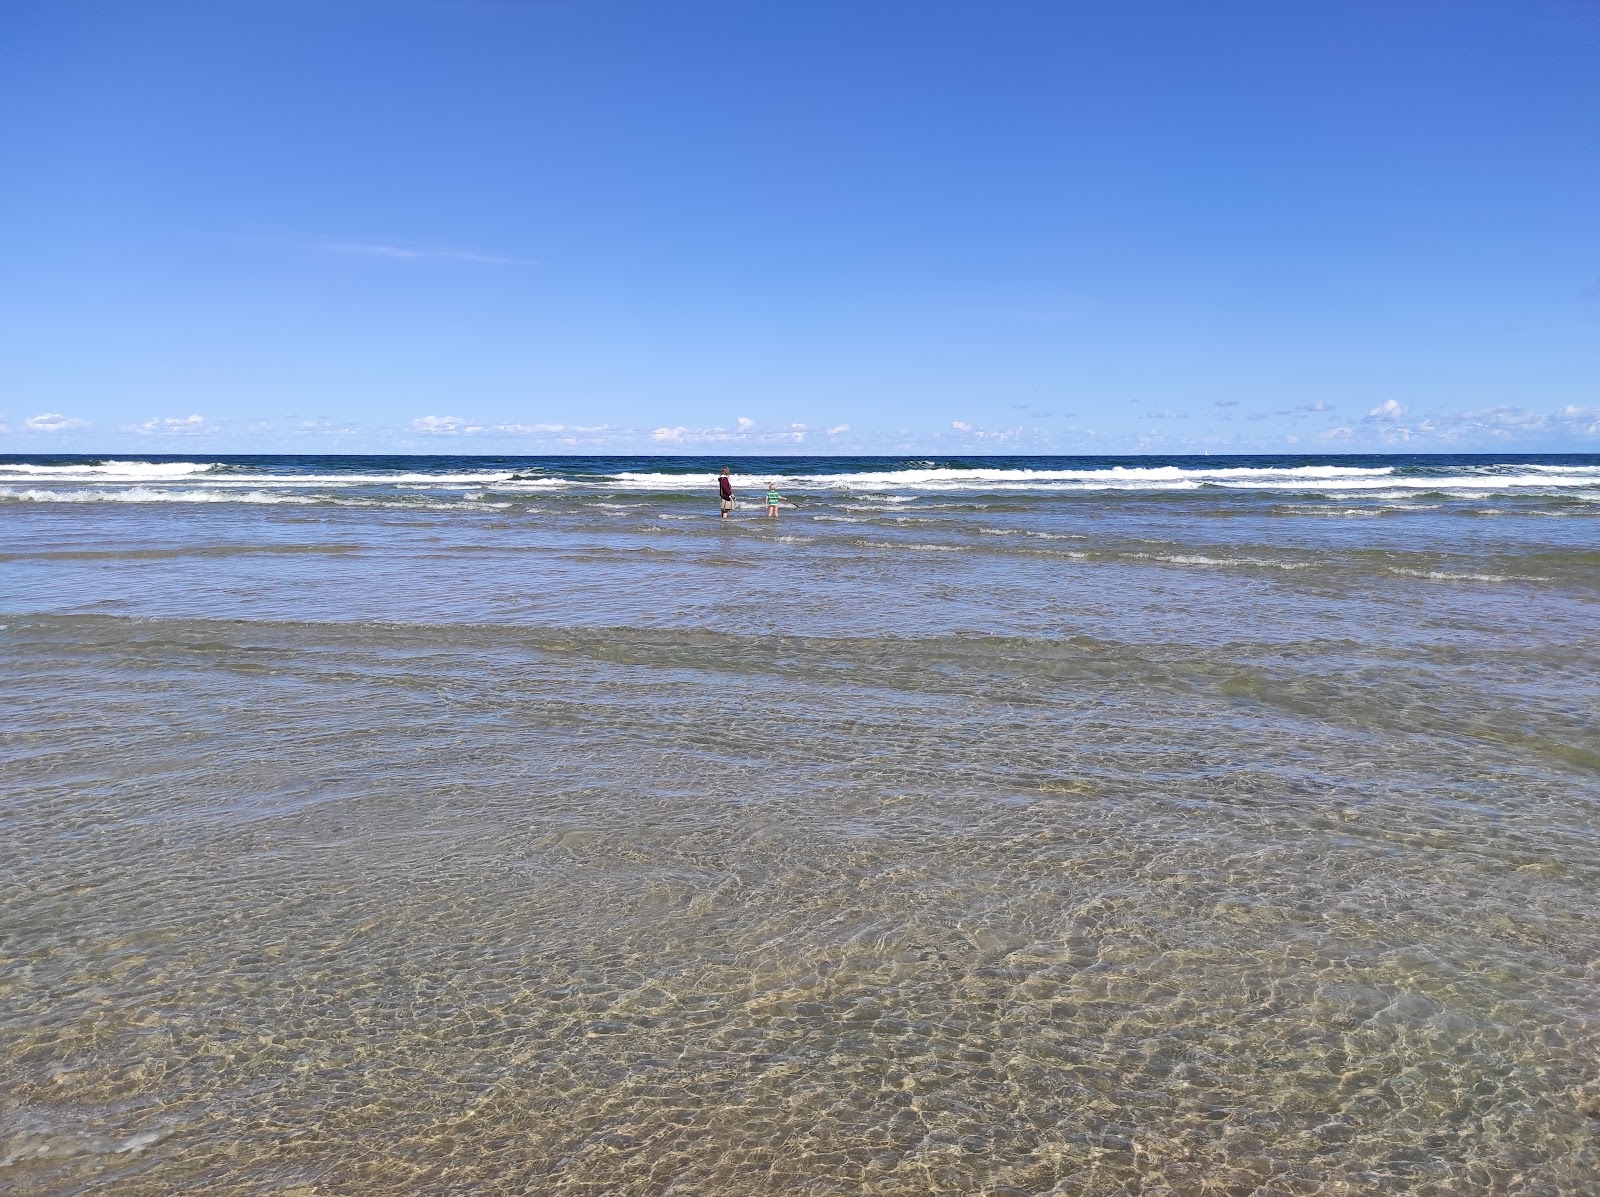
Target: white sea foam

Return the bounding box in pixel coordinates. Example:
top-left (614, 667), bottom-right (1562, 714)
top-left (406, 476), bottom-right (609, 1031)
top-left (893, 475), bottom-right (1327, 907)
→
top-left (1154, 554), bottom-right (1313, 570)
top-left (856, 540), bottom-right (965, 551)
top-left (613, 465), bottom-right (1404, 492)
top-left (4, 459), bottom-right (1596, 503)
top-left (0, 460), bottom-right (224, 480)
top-left (0, 486), bottom-right (507, 511)
top-left (0, 463), bottom-right (524, 487)
top-left (977, 528), bottom-right (1083, 541)
top-left (0, 486), bottom-right (318, 504)
top-left (1391, 568), bottom-right (1517, 583)
top-left (1199, 475), bottom-right (1599, 492)
top-left (608, 464), bottom-right (1600, 495)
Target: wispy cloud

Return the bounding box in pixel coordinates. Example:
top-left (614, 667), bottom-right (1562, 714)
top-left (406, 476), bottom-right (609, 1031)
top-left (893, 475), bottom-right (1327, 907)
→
top-left (1441, 404), bottom-right (1600, 439)
top-left (1555, 404), bottom-right (1600, 434)
top-left (24, 412), bottom-right (89, 433)
top-left (413, 415), bottom-right (486, 434)
top-left (649, 419), bottom-right (809, 445)
top-left (297, 419), bottom-right (361, 436)
top-left (945, 420), bottom-right (1042, 445)
top-left (410, 415), bottom-right (834, 447)
top-left (1365, 400), bottom-right (1405, 423)
top-left (496, 422), bottom-right (586, 435)
top-left (412, 416), bottom-right (623, 444)
top-left (493, 422), bottom-right (615, 444)
top-left (940, 301), bottom-right (1079, 324)
top-left (305, 242), bottom-right (533, 266)
top-left (135, 414), bottom-right (215, 435)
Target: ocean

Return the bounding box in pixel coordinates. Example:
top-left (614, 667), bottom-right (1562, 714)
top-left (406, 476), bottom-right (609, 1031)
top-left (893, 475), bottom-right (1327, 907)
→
top-left (2, 453), bottom-right (1598, 1194)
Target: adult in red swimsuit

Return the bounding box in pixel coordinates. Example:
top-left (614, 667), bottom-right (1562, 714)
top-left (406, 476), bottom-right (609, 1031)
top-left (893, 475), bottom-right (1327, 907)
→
top-left (718, 467), bottom-right (734, 519)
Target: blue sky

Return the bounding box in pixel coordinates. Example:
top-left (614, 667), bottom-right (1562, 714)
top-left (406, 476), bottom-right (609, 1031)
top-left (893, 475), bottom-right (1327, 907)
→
top-left (2, 0), bottom-right (1596, 455)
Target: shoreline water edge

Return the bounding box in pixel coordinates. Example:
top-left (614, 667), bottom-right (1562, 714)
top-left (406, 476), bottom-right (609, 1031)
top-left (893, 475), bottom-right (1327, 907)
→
top-left (3, 453), bottom-right (1598, 1193)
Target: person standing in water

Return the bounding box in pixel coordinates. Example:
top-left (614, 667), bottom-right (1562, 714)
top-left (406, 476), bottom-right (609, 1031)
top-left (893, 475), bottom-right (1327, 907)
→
top-left (718, 467), bottom-right (734, 519)
top-left (765, 481), bottom-right (786, 518)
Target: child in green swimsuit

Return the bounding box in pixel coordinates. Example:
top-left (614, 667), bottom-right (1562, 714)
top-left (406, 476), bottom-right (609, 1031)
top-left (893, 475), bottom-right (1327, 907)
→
top-left (765, 483), bottom-right (785, 518)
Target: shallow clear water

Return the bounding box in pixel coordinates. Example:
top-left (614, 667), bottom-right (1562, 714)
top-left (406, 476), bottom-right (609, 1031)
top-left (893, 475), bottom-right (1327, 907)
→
top-left (2, 454), bottom-right (1598, 1194)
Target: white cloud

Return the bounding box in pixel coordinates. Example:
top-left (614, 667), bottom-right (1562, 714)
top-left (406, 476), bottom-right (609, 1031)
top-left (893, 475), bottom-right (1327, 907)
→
top-left (1365, 400), bottom-right (1405, 423)
top-left (945, 420), bottom-right (1031, 445)
top-left (825, 423), bottom-right (851, 437)
top-left (298, 419), bottom-right (360, 435)
top-left (1436, 404), bottom-right (1600, 440)
top-left (1145, 408), bottom-right (1187, 419)
top-left (1322, 427), bottom-right (1354, 440)
top-left (1554, 405), bottom-right (1600, 435)
top-left (407, 418), bottom-right (621, 443)
top-left (647, 420), bottom-right (810, 445)
top-left (135, 414), bottom-right (214, 436)
top-left (411, 415), bottom-right (483, 435)
top-left (1214, 400), bottom-right (1239, 408)
top-left (492, 423), bottom-right (616, 444)
top-left (1299, 400), bottom-right (1333, 412)
top-left (1464, 406), bottom-right (1542, 429)
top-left (497, 423), bottom-right (568, 435)
top-left (24, 412), bottom-right (89, 433)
